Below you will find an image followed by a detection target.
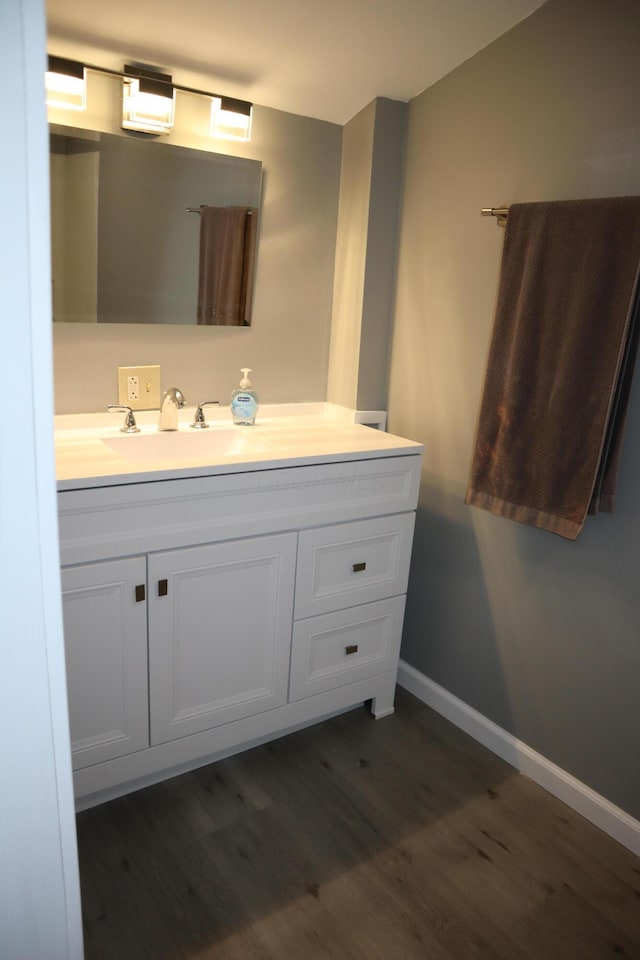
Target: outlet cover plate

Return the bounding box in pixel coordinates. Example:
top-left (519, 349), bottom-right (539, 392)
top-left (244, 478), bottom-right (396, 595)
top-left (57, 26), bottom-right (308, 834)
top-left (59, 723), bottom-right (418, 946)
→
top-left (117, 365), bottom-right (161, 410)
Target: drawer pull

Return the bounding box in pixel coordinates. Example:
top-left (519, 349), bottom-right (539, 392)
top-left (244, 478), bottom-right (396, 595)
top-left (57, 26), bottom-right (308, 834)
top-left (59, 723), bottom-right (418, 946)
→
top-left (135, 584), bottom-right (146, 603)
top-left (158, 578), bottom-right (168, 597)
top-left (345, 644), bottom-right (359, 656)
top-left (352, 561), bottom-right (367, 573)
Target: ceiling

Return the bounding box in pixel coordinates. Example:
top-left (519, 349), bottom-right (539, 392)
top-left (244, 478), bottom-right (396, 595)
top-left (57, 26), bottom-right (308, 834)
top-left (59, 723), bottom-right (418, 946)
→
top-left (46, 0), bottom-right (547, 125)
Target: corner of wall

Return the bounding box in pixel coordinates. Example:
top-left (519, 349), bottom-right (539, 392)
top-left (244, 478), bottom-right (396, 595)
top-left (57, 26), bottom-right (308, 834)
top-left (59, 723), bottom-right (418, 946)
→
top-left (326, 97), bottom-right (408, 412)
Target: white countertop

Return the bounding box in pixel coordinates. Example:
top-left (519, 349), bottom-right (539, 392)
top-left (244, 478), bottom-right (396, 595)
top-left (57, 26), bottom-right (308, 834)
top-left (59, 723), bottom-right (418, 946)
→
top-left (55, 404), bottom-right (423, 491)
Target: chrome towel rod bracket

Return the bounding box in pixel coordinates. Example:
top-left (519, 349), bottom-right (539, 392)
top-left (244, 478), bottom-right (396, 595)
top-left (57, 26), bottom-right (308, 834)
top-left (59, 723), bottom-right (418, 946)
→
top-left (481, 206), bottom-right (509, 226)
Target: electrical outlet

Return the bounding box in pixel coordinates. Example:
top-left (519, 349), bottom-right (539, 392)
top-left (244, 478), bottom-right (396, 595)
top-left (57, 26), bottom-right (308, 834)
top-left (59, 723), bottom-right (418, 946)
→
top-left (127, 376), bottom-right (140, 402)
top-left (117, 365), bottom-right (161, 410)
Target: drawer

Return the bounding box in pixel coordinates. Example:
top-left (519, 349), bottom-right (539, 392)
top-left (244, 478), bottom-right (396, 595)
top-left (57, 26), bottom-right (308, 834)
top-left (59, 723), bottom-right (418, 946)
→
top-left (294, 513), bottom-right (415, 619)
top-left (289, 596), bottom-right (405, 702)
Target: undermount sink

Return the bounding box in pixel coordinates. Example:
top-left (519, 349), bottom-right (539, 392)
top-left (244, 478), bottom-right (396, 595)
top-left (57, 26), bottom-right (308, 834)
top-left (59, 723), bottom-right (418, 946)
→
top-left (102, 428), bottom-right (281, 463)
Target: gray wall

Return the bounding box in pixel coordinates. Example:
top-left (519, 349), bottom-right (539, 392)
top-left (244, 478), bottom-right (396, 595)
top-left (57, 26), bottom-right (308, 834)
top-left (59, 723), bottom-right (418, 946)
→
top-left (52, 95), bottom-right (341, 412)
top-left (327, 98), bottom-right (406, 411)
top-left (388, 0), bottom-right (640, 819)
top-left (326, 101), bottom-right (376, 409)
top-left (357, 98), bottom-right (407, 411)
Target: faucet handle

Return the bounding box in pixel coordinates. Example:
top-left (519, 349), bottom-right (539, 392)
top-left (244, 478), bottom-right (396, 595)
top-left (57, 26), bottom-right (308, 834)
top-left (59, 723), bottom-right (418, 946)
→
top-left (190, 400), bottom-right (220, 429)
top-left (108, 404), bottom-right (140, 434)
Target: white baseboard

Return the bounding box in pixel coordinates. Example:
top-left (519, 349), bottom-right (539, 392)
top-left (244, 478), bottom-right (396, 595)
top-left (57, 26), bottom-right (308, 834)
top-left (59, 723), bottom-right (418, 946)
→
top-left (397, 660), bottom-right (640, 858)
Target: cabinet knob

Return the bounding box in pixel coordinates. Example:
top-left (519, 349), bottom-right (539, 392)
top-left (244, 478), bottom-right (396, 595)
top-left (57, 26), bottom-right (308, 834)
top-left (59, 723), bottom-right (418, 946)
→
top-left (345, 644), bottom-right (359, 655)
top-left (135, 584), bottom-right (146, 603)
top-left (158, 579), bottom-right (168, 597)
top-left (352, 561), bottom-right (366, 573)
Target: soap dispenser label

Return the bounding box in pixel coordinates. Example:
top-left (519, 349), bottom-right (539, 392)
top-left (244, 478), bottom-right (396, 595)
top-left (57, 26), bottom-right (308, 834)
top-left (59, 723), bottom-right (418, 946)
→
top-left (231, 394), bottom-right (258, 421)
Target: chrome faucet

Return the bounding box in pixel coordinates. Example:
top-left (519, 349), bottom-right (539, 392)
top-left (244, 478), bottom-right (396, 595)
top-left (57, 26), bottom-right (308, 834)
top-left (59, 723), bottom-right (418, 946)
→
top-left (159, 387), bottom-right (185, 431)
top-left (108, 404), bottom-right (140, 433)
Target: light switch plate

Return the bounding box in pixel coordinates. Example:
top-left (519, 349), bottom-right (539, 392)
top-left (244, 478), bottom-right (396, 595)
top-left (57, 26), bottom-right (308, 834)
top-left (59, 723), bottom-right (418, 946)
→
top-left (117, 365), bottom-right (161, 410)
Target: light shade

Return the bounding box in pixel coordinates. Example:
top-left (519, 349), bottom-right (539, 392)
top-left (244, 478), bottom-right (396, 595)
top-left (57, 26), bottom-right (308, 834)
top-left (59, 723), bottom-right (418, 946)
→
top-left (122, 66), bottom-right (175, 134)
top-left (210, 96), bottom-right (253, 142)
top-left (46, 56), bottom-right (86, 111)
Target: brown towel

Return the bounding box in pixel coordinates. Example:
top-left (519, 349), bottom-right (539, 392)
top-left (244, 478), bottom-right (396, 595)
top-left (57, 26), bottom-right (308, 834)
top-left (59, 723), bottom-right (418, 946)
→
top-left (197, 206), bottom-right (258, 325)
top-left (465, 197), bottom-right (640, 540)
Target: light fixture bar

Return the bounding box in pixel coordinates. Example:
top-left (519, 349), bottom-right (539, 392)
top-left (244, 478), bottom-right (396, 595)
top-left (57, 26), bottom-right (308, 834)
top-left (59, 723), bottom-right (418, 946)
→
top-left (123, 64), bottom-right (174, 99)
top-left (46, 56), bottom-right (253, 140)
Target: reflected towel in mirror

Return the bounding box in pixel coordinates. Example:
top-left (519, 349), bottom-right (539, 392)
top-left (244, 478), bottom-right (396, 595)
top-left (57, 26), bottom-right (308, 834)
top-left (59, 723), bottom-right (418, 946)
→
top-left (197, 205), bottom-right (258, 326)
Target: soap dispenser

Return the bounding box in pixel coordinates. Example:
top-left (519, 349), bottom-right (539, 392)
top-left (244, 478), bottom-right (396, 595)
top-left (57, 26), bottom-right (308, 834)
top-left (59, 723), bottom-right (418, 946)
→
top-left (230, 368), bottom-right (259, 425)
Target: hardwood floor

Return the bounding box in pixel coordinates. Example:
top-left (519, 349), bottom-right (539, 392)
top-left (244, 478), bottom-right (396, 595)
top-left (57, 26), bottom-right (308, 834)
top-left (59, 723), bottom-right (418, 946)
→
top-left (76, 688), bottom-right (640, 959)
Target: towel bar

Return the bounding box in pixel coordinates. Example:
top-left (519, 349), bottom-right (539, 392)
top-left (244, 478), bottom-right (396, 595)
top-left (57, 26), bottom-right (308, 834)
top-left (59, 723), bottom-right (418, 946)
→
top-left (186, 206), bottom-right (254, 215)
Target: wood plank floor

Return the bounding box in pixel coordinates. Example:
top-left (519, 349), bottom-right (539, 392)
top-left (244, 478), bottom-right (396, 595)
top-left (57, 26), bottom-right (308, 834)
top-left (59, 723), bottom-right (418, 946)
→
top-left (76, 688), bottom-right (640, 960)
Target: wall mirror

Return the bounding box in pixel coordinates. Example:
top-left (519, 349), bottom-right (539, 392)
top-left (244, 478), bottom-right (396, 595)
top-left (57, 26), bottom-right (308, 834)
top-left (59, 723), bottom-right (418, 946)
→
top-left (49, 124), bottom-right (262, 326)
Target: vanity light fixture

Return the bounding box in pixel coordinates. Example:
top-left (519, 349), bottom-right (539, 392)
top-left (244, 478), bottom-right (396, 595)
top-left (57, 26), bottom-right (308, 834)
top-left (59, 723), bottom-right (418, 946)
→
top-left (122, 65), bottom-right (175, 134)
top-left (210, 96), bottom-right (253, 142)
top-left (45, 55), bottom-right (253, 141)
top-left (45, 55), bottom-right (86, 111)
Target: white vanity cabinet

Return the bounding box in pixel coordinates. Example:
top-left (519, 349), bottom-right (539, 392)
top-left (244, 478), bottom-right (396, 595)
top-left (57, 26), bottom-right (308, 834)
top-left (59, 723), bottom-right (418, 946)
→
top-left (57, 450), bottom-right (422, 806)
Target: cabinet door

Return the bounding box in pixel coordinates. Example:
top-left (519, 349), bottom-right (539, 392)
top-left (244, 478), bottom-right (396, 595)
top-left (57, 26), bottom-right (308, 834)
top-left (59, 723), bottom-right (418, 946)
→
top-left (61, 557), bottom-right (149, 770)
top-left (148, 533), bottom-right (296, 745)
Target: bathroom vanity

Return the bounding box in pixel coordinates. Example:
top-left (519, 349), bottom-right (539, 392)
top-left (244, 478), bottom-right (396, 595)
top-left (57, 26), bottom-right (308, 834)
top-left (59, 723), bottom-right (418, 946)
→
top-left (55, 407), bottom-right (423, 808)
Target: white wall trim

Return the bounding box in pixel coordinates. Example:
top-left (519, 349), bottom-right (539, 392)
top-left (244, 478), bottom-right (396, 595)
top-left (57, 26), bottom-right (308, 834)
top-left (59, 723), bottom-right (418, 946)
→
top-left (1, 0), bottom-right (83, 954)
top-left (397, 660), bottom-right (640, 857)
